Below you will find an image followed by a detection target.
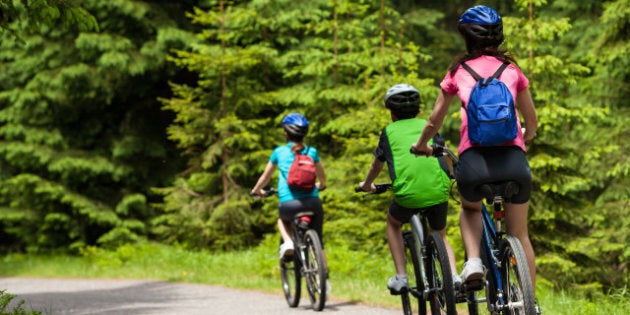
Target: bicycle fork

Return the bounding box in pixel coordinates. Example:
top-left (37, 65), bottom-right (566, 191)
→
top-left (409, 215), bottom-right (431, 300)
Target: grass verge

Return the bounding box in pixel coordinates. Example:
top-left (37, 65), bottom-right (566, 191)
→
top-left (0, 238), bottom-right (628, 315)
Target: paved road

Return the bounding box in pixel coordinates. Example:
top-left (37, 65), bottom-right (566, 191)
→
top-left (0, 277), bottom-right (402, 315)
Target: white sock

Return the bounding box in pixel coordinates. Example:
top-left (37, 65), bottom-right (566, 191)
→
top-left (468, 257), bottom-right (482, 264)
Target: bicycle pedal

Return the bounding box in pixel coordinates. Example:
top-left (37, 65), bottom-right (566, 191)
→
top-left (388, 287), bottom-right (408, 296)
top-left (462, 279), bottom-right (484, 291)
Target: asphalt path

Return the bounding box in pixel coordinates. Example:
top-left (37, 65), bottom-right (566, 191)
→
top-left (0, 277), bottom-right (402, 315)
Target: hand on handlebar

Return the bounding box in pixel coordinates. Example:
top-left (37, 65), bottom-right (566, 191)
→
top-left (410, 143), bottom-right (433, 157)
top-left (251, 187), bottom-right (276, 197)
top-left (250, 188), bottom-right (265, 197)
top-left (316, 182), bottom-right (327, 191)
top-left (357, 181), bottom-right (376, 193)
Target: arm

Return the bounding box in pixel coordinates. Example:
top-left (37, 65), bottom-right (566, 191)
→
top-left (411, 90), bottom-right (455, 156)
top-left (315, 161), bottom-right (327, 191)
top-left (516, 88), bottom-right (538, 142)
top-left (251, 161), bottom-right (276, 196)
top-left (359, 157), bottom-right (385, 192)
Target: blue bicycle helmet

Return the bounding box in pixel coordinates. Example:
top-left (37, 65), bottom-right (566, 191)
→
top-left (458, 5), bottom-right (504, 51)
top-left (281, 113), bottom-right (309, 138)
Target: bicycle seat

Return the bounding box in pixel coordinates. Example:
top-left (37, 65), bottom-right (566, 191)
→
top-left (294, 211), bottom-right (315, 218)
top-left (478, 181), bottom-right (519, 203)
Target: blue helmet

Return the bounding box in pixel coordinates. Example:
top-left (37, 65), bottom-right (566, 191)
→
top-left (459, 5), bottom-right (502, 25)
top-left (458, 5), bottom-right (504, 51)
top-left (281, 113), bottom-right (309, 137)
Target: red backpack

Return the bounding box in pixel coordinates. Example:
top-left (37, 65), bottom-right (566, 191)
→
top-left (287, 147), bottom-right (317, 191)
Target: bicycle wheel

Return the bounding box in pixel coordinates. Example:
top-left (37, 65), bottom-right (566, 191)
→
top-left (425, 231), bottom-right (457, 315)
top-left (403, 231), bottom-right (423, 315)
top-left (304, 229), bottom-right (327, 311)
top-left (280, 252), bottom-right (301, 307)
top-left (500, 236), bottom-right (536, 315)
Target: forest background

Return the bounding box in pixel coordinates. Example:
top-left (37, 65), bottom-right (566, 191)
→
top-left (0, 0), bottom-right (627, 303)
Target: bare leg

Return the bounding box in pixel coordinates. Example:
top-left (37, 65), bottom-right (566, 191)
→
top-left (386, 213), bottom-right (407, 275)
top-left (278, 218), bottom-right (292, 243)
top-left (459, 198), bottom-right (483, 260)
top-left (504, 202), bottom-right (536, 293)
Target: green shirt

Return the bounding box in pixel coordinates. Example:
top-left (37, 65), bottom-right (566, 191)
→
top-left (374, 118), bottom-right (450, 208)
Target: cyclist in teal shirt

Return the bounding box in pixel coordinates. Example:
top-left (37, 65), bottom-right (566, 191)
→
top-left (270, 143), bottom-right (321, 203)
top-left (358, 84), bottom-right (460, 292)
top-left (251, 113), bottom-right (328, 262)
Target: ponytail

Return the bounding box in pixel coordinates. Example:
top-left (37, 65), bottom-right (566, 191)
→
top-left (291, 142), bottom-right (305, 155)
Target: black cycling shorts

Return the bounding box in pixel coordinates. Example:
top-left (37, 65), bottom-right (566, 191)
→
top-left (389, 201), bottom-right (448, 231)
top-left (455, 146), bottom-right (532, 204)
top-left (278, 197), bottom-right (325, 248)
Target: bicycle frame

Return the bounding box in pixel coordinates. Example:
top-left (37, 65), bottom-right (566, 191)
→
top-left (480, 202), bottom-right (507, 312)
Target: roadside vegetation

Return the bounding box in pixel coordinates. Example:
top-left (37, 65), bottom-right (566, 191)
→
top-left (0, 2), bottom-right (628, 314)
top-left (1, 241), bottom-right (627, 315)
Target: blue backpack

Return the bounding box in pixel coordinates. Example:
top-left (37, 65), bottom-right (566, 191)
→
top-left (461, 61), bottom-right (517, 146)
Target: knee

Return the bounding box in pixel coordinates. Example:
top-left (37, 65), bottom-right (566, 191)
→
top-left (387, 214), bottom-right (402, 229)
top-left (461, 204), bottom-right (481, 213)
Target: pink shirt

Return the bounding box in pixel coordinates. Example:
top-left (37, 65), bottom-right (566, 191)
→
top-left (440, 55), bottom-right (529, 155)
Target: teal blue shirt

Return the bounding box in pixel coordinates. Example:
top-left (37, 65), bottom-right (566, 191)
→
top-left (270, 142), bottom-right (321, 203)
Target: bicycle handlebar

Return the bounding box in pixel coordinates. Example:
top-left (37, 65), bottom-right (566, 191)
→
top-left (250, 187), bottom-right (277, 197)
top-left (410, 142), bottom-right (458, 164)
top-left (354, 183), bottom-right (392, 195)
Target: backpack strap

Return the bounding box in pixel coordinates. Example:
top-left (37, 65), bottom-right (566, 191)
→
top-left (461, 62), bottom-right (483, 82)
top-left (489, 61), bottom-right (510, 81)
top-left (461, 61), bottom-right (511, 86)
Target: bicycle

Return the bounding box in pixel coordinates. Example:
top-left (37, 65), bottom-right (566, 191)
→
top-left (413, 144), bottom-right (539, 315)
top-left (252, 188), bottom-right (328, 311)
top-left (459, 182), bottom-right (538, 315)
top-left (355, 180), bottom-right (457, 315)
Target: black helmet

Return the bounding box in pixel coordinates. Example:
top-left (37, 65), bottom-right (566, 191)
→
top-left (281, 113), bottom-right (309, 138)
top-left (458, 5), bottom-right (504, 52)
top-left (385, 84), bottom-right (420, 109)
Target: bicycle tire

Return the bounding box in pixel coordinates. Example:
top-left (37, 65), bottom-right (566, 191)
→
top-left (403, 231), bottom-right (422, 315)
top-left (500, 236), bottom-right (536, 315)
top-left (280, 252), bottom-right (301, 307)
top-left (304, 229), bottom-right (327, 311)
top-left (425, 231), bottom-right (457, 315)
top-left (409, 216), bottom-right (429, 315)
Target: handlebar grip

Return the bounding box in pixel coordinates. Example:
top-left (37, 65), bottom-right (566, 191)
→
top-left (354, 186), bottom-right (363, 193)
top-left (410, 144), bottom-right (443, 157)
top-left (251, 188), bottom-right (276, 197)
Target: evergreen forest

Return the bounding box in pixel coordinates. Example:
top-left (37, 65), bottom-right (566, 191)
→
top-left (0, 0), bottom-right (627, 299)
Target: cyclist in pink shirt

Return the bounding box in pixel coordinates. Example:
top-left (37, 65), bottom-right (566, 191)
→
top-left (411, 5), bottom-right (538, 291)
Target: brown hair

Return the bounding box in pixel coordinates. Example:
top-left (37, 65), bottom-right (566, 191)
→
top-left (448, 47), bottom-right (518, 76)
top-left (291, 142), bottom-right (305, 155)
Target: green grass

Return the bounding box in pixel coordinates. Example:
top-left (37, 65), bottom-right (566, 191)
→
top-left (1, 238), bottom-right (628, 315)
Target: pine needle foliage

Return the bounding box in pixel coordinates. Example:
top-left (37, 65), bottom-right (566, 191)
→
top-left (0, 0), bottom-right (196, 253)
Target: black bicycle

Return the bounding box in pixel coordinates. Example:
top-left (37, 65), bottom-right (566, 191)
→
top-left (252, 188), bottom-right (327, 311)
top-left (414, 144), bottom-right (539, 315)
top-left (355, 183), bottom-right (456, 315)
